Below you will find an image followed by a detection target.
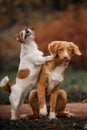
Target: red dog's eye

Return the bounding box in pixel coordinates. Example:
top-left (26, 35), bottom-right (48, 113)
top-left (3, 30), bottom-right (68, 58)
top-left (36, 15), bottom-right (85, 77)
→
top-left (59, 48), bottom-right (63, 51)
top-left (67, 48), bottom-right (72, 52)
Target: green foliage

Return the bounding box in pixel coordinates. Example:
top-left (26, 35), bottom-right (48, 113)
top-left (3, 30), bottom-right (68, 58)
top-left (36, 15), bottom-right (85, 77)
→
top-left (62, 67), bottom-right (87, 89)
top-left (62, 67), bottom-right (87, 102)
top-left (0, 71), bottom-right (17, 104)
top-left (0, 88), bottom-right (10, 104)
top-left (67, 85), bottom-right (87, 102)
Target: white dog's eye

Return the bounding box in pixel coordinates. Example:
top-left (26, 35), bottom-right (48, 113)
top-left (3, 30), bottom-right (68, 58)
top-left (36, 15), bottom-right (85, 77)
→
top-left (20, 32), bottom-right (23, 37)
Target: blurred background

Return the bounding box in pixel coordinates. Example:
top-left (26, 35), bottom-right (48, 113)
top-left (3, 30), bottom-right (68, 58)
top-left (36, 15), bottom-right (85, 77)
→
top-left (0, 0), bottom-right (87, 104)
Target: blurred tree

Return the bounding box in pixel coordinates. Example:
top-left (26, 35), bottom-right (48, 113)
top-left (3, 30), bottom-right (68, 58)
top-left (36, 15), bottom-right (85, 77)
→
top-left (51, 0), bottom-right (69, 10)
top-left (0, 0), bottom-right (87, 70)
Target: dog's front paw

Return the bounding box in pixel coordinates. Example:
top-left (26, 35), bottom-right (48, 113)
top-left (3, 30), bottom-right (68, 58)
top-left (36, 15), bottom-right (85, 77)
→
top-left (47, 55), bottom-right (54, 61)
top-left (49, 112), bottom-right (56, 120)
top-left (66, 111), bottom-right (75, 118)
top-left (39, 104), bottom-right (47, 117)
top-left (20, 114), bottom-right (28, 119)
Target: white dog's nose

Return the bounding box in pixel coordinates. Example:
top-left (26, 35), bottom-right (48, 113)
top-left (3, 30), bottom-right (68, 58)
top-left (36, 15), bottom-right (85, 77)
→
top-left (25, 28), bottom-right (29, 33)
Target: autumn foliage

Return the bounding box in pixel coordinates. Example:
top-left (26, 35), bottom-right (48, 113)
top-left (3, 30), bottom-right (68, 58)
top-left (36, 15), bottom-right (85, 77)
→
top-left (0, 7), bottom-right (87, 70)
top-left (35, 8), bottom-right (87, 69)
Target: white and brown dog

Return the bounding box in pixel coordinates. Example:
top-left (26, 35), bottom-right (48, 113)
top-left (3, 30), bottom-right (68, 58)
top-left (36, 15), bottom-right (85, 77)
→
top-left (25, 41), bottom-right (82, 120)
top-left (0, 28), bottom-right (53, 120)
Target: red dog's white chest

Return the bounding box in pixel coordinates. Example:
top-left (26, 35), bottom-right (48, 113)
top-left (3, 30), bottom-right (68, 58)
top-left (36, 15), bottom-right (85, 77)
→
top-left (47, 64), bottom-right (65, 94)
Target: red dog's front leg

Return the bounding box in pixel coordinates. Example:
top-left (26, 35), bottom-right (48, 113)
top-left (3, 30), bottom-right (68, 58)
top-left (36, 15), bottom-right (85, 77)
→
top-left (37, 84), bottom-right (47, 117)
top-left (49, 86), bottom-right (60, 119)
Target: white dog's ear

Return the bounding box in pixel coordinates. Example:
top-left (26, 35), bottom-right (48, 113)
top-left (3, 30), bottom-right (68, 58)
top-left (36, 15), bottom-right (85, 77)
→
top-left (71, 42), bottom-right (82, 56)
top-left (15, 34), bottom-right (20, 41)
top-left (30, 27), bottom-right (35, 38)
top-left (48, 41), bottom-right (60, 57)
top-left (30, 27), bottom-right (34, 30)
top-left (15, 34), bottom-right (23, 43)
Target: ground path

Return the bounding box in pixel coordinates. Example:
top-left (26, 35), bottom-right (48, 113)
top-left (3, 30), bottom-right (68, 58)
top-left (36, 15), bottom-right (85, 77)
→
top-left (0, 102), bottom-right (87, 119)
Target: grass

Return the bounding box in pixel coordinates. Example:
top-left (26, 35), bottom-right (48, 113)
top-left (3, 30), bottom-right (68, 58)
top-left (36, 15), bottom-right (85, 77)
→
top-left (0, 117), bottom-right (87, 130)
top-left (0, 67), bottom-right (87, 104)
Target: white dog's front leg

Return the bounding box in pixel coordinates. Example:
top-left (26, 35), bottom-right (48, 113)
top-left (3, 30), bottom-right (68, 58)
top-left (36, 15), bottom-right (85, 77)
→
top-left (45, 55), bottom-right (54, 62)
top-left (35, 55), bottom-right (53, 65)
top-left (39, 104), bottom-right (47, 117)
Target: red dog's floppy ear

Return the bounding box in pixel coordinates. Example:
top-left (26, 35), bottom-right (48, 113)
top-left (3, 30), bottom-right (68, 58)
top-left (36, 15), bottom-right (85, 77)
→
top-left (48, 41), bottom-right (61, 57)
top-left (71, 42), bottom-right (82, 56)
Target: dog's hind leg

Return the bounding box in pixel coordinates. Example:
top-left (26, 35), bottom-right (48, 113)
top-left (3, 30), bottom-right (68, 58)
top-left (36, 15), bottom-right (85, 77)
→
top-left (9, 94), bottom-right (18, 120)
top-left (20, 89), bottom-right (39, 119)
top-left (56, 89), bottom-right (68, 117)
top-left (29, 89), bottom-right (39, 118)
top-left (9, 89), bottom-right (25, 120)
top-left (56, 89), bottom-right (75, 117)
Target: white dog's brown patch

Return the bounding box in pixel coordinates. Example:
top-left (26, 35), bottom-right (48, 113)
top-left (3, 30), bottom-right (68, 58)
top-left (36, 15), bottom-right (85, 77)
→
top-left (17, 69), bottom-right (30, 79)
top-left (3, 83), bottom-right (11, 93)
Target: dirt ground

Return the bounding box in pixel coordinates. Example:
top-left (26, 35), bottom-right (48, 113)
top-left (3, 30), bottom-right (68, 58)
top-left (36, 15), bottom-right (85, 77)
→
top-left (0, 102), bottom-right (87, 119)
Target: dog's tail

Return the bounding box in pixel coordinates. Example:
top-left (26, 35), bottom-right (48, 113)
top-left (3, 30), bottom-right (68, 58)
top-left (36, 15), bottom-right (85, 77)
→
top-left (0, 76), bottom-right (11, 93)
